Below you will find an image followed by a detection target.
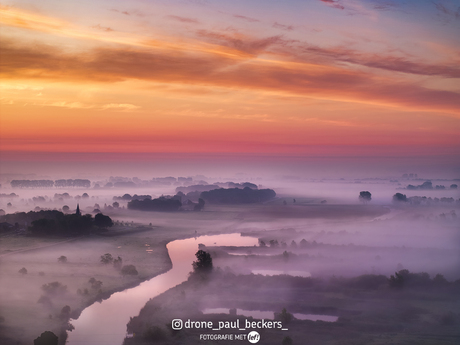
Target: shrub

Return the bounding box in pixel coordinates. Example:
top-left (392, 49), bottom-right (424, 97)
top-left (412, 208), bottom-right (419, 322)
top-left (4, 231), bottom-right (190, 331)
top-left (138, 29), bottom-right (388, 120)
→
top-left (121, 265), bottom-right (138, 276)
top-left (100, 253), bottom-right (113, 264)
top-left (58, 255), bottom-right (67, 263)
top-left (41, 281), bottom-right (67, 295)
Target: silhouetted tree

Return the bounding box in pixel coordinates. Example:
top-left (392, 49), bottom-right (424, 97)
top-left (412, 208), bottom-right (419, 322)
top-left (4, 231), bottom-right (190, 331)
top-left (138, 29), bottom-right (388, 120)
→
top-left (192, 250), bottom-right (213, 273)
top-left (128, 197), bottom-right (181, 211)
top-left (194, 198), bottom-right (205, 211)
top-left (94, 213), bottom-right (113, 228)
top-left (18, 267), bottom-right (27, 275)
top-left (100, 253), bottom-right (113, 264)
top-left (34, 331), bottom-right (58, 345)
top-left (121, 264), bottom-right (138, 276)
top-left (113, 256), bottom-right (123, 270)
top-left (41, 281), bottom-right (67, 295)
top-left (57, 256), bottom-right (67, 263)
top-left (393, 193), bottom-right (407, 202)
top-left (59, 305), bottom-right (71, 320)
top-left (359, 191), bottom-right (372, 203)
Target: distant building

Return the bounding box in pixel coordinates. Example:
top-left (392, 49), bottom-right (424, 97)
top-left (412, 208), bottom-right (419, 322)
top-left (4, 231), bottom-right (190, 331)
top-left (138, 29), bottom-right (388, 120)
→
top-left (76, 204), bottom-right (81, 216)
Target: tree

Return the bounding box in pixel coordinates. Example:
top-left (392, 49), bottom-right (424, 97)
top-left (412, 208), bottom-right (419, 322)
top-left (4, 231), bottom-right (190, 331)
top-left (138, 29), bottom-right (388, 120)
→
top-left (94, 213), bottom-right (113, 228)
top-left (121, 264), bottom-right (138, 276)
top-left (393, 193), bottom-right (407, 203)
top-left (60, 305), bottom-right (71, 319)
top-left (41, 281), bottom-right (67, 295)
top-left (194, 198), bottom-right (205, 211)
top-left (62, 205), bottom-right (69, 212)
top-left (275, 308), bottom-right (293, 325)
top-left (100, 253), bottom-right (113, 264)
top-left (112, 201), bottom-right (119, 208)
top-left (359, 191), bottom-right (372, 203)
top-left (57, 256), bottom-right (67, 263)
top-left (192, 250), bottom-right (213, 273)
top-left (113, 256), bottom-right (123, 270)
top-left (18, 267), bottom-right (27, 275)
top-left (34, 331), bottom-right (58, 345)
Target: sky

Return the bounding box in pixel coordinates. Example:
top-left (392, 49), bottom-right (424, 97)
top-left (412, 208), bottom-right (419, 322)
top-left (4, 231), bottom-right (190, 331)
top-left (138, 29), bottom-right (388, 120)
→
top-left (0, 0), bottom-right (459, 177)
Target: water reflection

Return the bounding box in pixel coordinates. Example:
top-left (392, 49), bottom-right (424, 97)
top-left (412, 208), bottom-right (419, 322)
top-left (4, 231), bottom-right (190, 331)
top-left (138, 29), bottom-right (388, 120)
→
top-left (67, 233), bottom-right (257, 345)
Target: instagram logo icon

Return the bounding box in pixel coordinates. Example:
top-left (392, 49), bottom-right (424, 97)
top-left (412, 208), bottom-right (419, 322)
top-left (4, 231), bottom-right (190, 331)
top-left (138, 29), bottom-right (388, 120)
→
top-left (171, 319), bottom-right (183, 330)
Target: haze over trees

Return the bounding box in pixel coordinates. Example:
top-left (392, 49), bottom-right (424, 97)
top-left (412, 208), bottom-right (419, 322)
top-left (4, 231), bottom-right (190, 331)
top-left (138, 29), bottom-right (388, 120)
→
top-left (10, 179), bottom-right (90, 188)
top-left (406, 181), bottom-right (433, 190)
top-left (359, 191), bottom-right (372, 203)
top-left (127, 197), bottom-right (182, 211)
top-left (0, 210), bottom-right (113, 236)
top-left (393, 193), bottom-right (407, 202)
top-left (200, 187), bottom-right (276, 204)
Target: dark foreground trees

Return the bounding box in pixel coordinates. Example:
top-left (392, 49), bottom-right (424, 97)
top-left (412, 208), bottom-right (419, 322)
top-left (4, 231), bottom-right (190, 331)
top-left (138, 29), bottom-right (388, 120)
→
top-left (121, 265), bottom-right (138, 276)
top-left (94, 213), bottom-right (113, 228)
top-left (34, 331), bottom-right (58, 345)
top-left (192, 250), bottom-right (213, 273)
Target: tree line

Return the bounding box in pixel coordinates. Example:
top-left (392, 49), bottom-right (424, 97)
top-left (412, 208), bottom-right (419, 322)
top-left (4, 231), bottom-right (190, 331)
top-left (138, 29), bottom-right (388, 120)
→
top-left (10, 179), bottom-right (91, 188)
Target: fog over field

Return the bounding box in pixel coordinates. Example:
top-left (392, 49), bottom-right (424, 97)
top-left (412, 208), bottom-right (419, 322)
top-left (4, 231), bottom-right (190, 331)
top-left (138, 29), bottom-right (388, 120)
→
top-left (1, 1), bottom-right (459, 343)
top-left (0, 163), bottom-right (459, 344)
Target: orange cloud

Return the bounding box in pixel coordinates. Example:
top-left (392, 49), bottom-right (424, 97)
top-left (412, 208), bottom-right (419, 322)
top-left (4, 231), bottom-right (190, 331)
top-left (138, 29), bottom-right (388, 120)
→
top-left (2, 39), bottom-right (459, 116)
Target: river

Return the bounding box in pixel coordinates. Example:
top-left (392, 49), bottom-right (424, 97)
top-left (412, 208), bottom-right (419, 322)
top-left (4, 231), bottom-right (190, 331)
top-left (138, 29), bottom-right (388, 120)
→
top-left (66, 233), bottom-right (258, 345)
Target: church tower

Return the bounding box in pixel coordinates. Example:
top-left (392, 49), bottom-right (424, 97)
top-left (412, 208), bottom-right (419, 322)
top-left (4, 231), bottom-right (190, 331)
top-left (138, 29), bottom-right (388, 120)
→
top-left (76, 204), bottom-right (81, 216)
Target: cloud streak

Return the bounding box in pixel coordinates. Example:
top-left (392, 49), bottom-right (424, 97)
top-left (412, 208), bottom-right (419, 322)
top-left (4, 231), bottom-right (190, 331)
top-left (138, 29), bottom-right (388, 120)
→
top-left (320, 0), bottom-right (345, 11)
top-left (166, 15), bottom-right (200, 24)
top-left (1, 39), bottom-right (459, 116)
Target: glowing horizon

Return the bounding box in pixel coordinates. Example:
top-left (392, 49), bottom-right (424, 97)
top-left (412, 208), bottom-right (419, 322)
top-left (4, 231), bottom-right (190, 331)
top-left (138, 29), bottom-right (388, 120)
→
top-left (1, 0), bottom-right (459, 163)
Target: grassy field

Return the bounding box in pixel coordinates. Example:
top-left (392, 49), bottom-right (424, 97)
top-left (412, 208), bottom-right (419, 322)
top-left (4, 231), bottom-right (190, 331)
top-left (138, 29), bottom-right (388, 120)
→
top-left (123, 270), bottom-right (460, 345)
top-left (1, 201), bottom-right (457, 344)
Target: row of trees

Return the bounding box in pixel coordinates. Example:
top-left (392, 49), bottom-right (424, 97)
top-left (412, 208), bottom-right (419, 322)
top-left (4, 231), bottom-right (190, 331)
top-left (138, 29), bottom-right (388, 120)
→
top-left (200, 187), bottom-right (276, 204)
top-left (27, 211), bottom-right (112, 236)
top-left (127, 197), bottom-right (182, 212)
top-left (10, 179), bottom-right (90, 188)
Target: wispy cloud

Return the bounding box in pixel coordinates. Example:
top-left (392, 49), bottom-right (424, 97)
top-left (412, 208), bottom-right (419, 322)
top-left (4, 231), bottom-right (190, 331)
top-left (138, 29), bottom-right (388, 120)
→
top-left (320, 0), bottom-right (345, 11)
top-left (2, 40), bottom-right (459, 116)
top-left (45, 101), bottom-right (140, 110)
top-left (91, 24), bottom-right (114, 32)
top-left (196, 30), bottom-right (289, 55)
top-left (433, 1), bottom-right (460, 22)
top-left (110, 8), bottom-right (144, 17)
top-left (166, 15), bottom-right (200, 24)
top-left (233, 14), bottom-right (259, 22)
top-left (273, 22), bottom-right (294, 31)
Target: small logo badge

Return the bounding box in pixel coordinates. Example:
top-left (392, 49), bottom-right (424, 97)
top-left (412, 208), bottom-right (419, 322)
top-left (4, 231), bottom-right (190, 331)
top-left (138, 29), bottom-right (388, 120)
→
top-left (171, 319), bottom-right (183, 330)
top-left (247, 331), bottom-right (260, 343)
